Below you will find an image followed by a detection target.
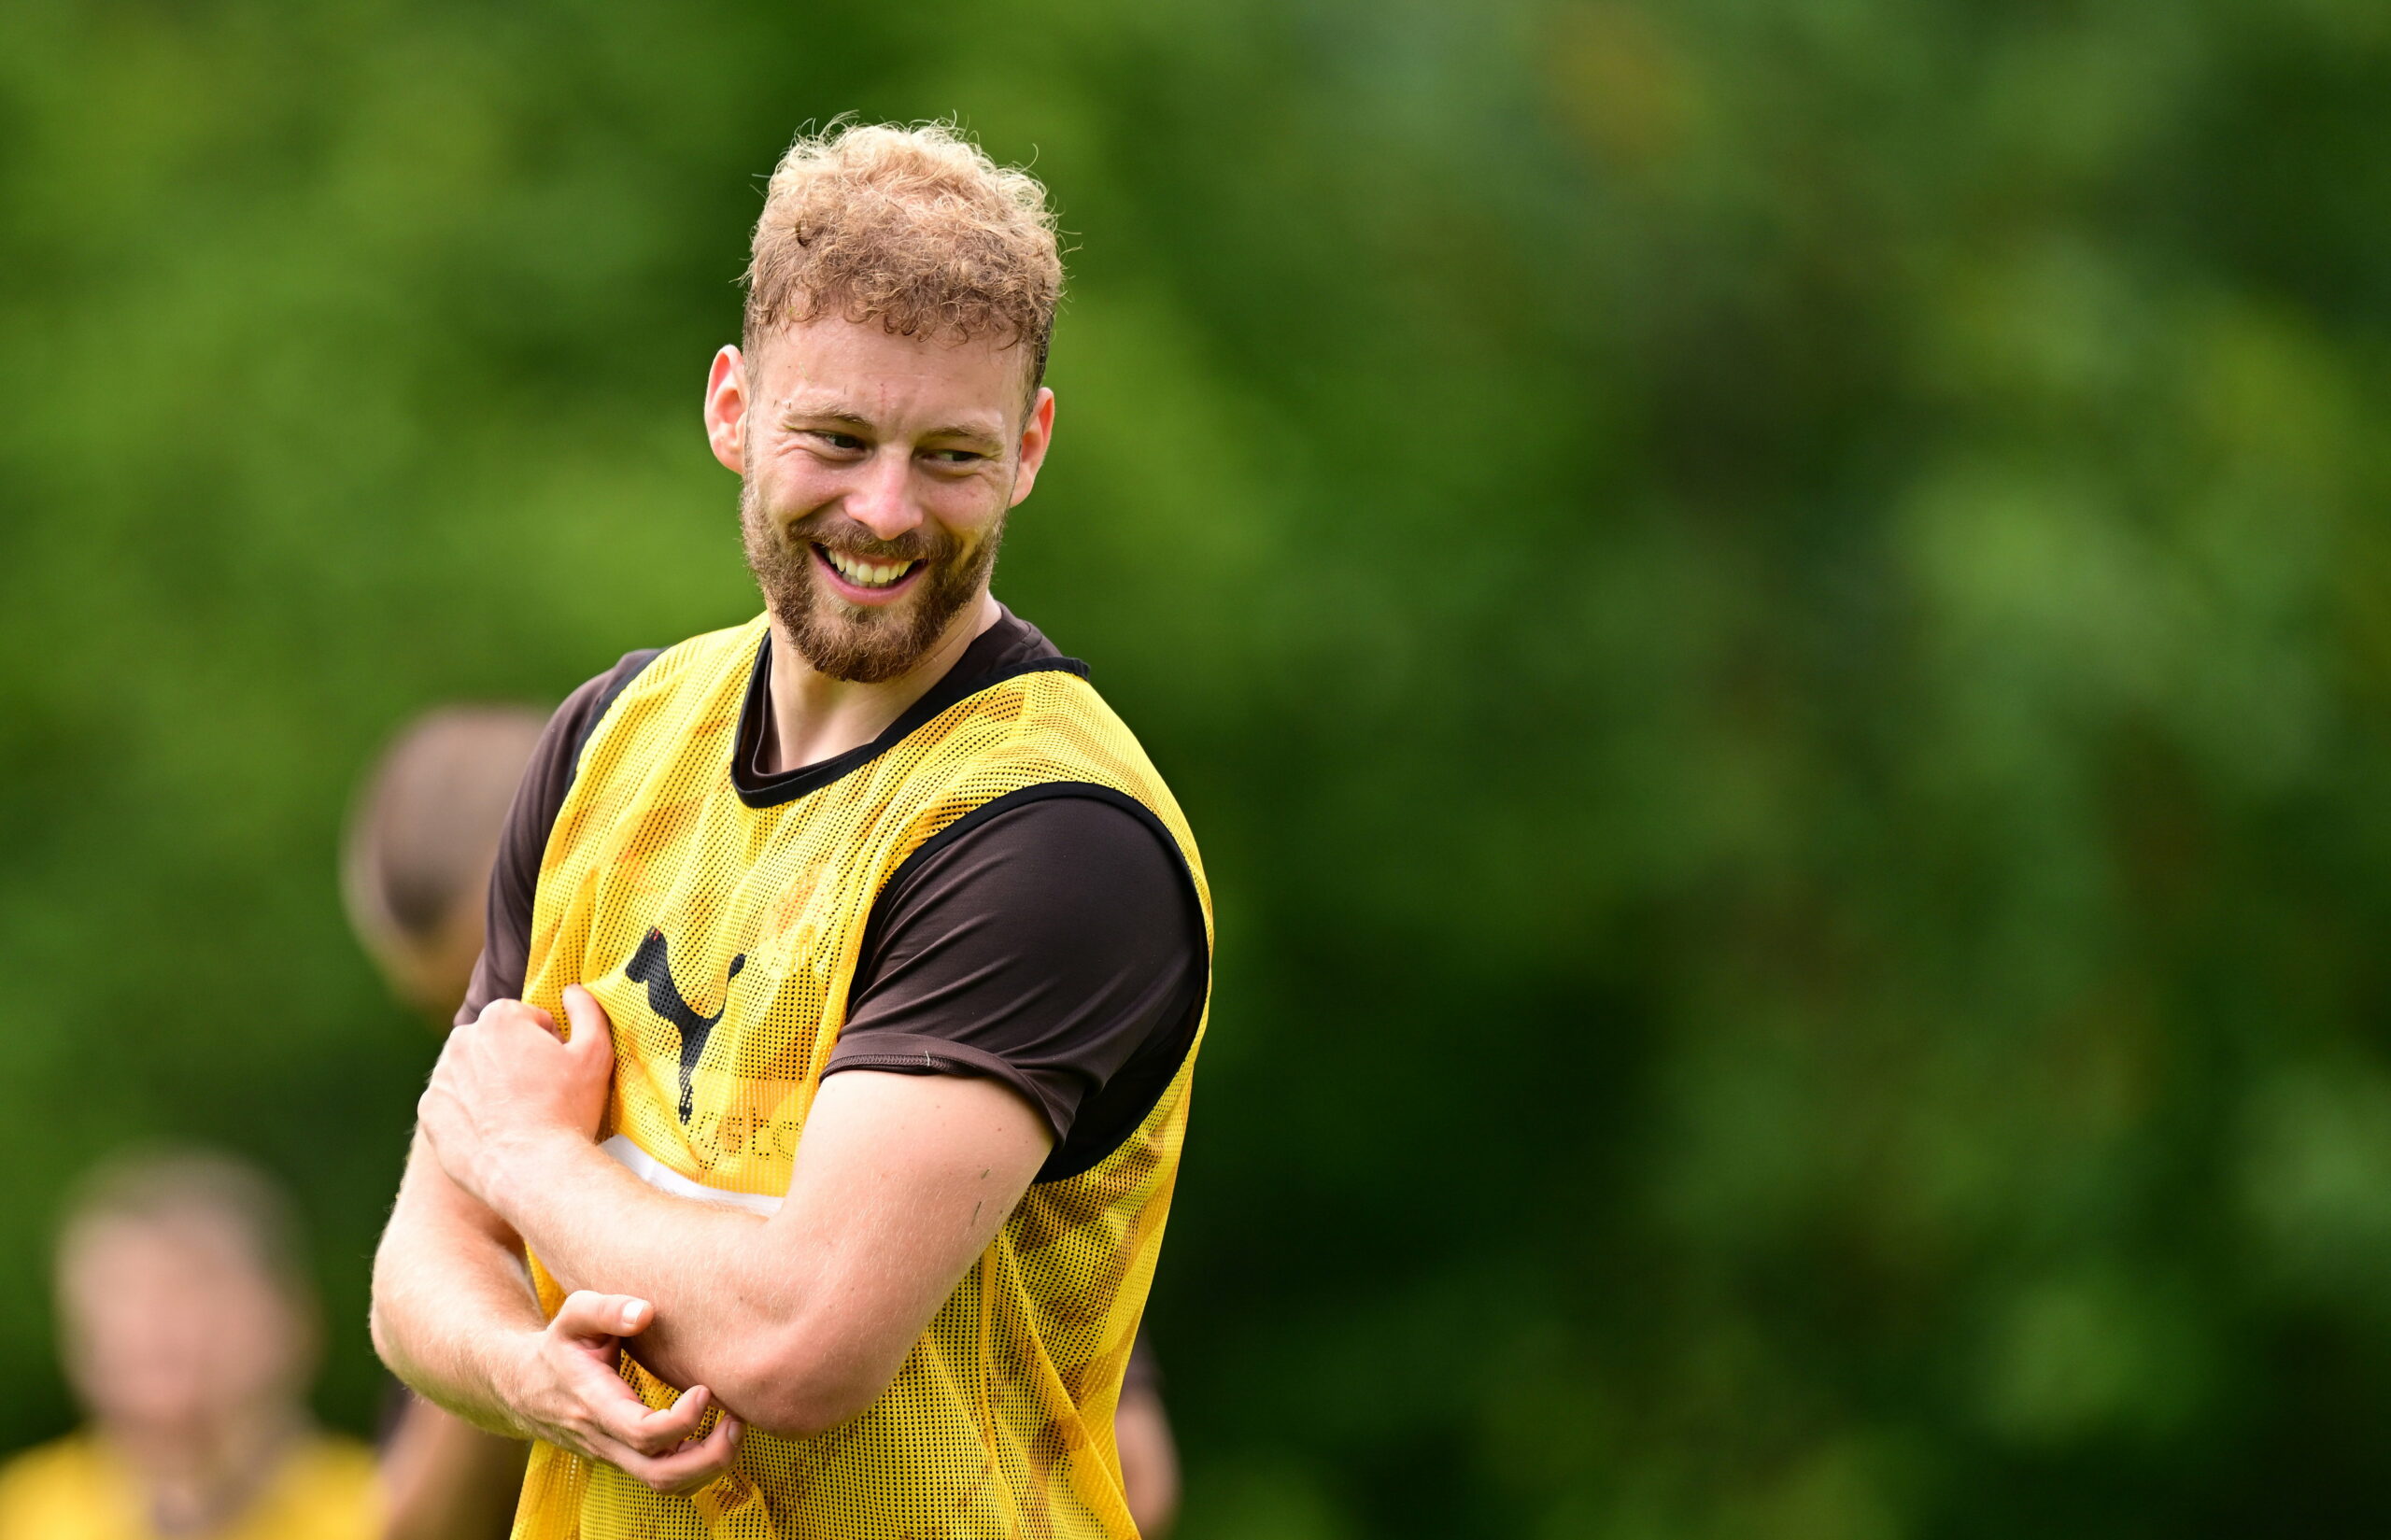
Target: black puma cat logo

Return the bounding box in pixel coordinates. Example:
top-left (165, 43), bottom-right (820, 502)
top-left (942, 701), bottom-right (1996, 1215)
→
top-left (622, 928), bottom-right (746, 1122)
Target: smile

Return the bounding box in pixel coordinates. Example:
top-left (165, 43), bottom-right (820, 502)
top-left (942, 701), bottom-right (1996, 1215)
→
top-left (814, 544), bottom-right (925, 595)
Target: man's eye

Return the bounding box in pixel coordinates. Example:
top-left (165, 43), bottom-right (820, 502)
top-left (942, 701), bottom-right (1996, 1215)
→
top-left (927, 448), bottom-right (984, 466)
top-left (812, 431), bottom-right (866, 452)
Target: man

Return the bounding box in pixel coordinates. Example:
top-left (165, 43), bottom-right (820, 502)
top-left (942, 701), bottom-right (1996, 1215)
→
top-left (344, 706), bottom-right (1181, 1535)
top-left (0, 1150), bottom-right (379, 1540)
top-left (370, 120), bottom-right (1211, 1539)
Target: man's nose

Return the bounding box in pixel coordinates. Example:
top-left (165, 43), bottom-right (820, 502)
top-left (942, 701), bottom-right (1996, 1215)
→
top-left (846, 451), bottom-right (922, 542)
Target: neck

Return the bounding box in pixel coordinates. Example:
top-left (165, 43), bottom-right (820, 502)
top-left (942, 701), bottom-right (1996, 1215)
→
top-left (104, 1404), bottom-right (298, 1536)
top-left (759, 592), bottom-right (1000, 775)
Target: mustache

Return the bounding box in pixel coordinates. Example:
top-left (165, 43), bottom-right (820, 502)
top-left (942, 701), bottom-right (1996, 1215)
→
top-left (783, 511), bottom-right (949, 565)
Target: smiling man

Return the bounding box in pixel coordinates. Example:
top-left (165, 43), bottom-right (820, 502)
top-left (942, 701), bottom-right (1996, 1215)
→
top-left (369, 122), bottom-right (1212, 1539)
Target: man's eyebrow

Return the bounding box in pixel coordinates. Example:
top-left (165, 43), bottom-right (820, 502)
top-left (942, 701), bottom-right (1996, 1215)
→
top-left (922, 423), bottom-right (1005, 449)
top-left (782, 407), bottom-right (874, 431)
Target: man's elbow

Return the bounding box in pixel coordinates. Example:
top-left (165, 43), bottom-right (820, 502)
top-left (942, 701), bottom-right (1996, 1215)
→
top-left (367, 1261), bottom-right (403, 1370)
top-left (368, 1204), bottom-right (425, 1373)
top-left (720, 1330), bottom-right (894, 1439)
top-left (368, 1279), bottom-right (425, 1387)
top-left (367, 1244), bottom-right (442, 1390)
top-left (737, 1391), bottom-right (858, 1443)
top-left (369, 1294), bottom-right (395, 1368)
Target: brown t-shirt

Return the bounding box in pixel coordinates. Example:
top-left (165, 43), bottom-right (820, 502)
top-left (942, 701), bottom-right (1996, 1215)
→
top-left (460, 609), bottom-right (1209, 1181)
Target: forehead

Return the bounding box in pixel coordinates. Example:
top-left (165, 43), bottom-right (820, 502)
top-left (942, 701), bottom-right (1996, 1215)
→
top-left (751, 315), bottom-right (1028, 431)
top-left (61, 1211), bottom-right (262, 1286)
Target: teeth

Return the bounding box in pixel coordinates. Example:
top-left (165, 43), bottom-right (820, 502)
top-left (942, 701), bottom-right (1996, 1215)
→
top-left (825, 549), bottom-right (914, 588)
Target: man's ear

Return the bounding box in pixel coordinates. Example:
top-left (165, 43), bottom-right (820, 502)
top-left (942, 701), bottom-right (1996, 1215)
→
top-left (1008, 388), bottom-right (1056, 508)
top-left (704, 346), bottom-right (748, 473)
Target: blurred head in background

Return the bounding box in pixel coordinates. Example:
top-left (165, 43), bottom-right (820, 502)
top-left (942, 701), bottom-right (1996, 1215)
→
top-left (56, 1150), bottom-right (318, 1458)
top-left (341, 705), bottom-right (546, 1023)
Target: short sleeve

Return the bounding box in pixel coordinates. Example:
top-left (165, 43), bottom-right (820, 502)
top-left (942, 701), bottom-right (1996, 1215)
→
top-left (823, 792), bottom-right (1209, 1180)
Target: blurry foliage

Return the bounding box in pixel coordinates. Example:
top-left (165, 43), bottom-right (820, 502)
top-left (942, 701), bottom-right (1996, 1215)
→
top-left (3, 0), bottom-right (2390, 1534)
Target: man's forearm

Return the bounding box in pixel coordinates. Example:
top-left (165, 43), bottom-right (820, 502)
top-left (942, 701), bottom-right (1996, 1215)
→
top-left (482, 1133), bottom-right (784, 1406)
top-left (373, 1134), bottom-right (548, 1436)
top-left (377, 1129), bottom-right (748, 1492)
top-left (420, 996), bottom-right (1052, 1437)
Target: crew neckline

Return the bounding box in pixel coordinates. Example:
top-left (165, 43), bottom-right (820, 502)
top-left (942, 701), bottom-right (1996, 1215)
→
top-left (728, 609), bottom-right (1087, 809)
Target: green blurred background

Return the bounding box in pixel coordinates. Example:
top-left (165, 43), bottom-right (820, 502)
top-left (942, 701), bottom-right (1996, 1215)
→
top-left (6, 0), bottom-right (2391, 1534)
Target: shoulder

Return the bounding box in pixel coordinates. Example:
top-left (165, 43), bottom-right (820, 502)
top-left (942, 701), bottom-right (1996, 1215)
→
top-left (0, 1434), bottom-right (120, 1533)
top-left (887, 789), bottom-right (1195, 924)
top-left (276, 1432), bottom-right (380, 1500)
top-left (0, 1432), bottom-right (103, 1486)
top-left (975, 605), bottom-right (1067, 671)
top-left (249, 1434), bottom-right (381, 1539)
top-left (502, 646), bottom-right (671, 831)
top-left (864, 790), bottom-right (1208, 1042)
top-left (842, 786), bottom-right (1209, 1175)
top-left (903, 652), bottom-right (1210, 927)
top-left (548, 643), bottom-right (676, 759)
top-left (617, 616), bottom-right (766, 697)
top-left (527, 623), bottom-right (741, 800)
top-left (561, 617), bottom-right (763, 742)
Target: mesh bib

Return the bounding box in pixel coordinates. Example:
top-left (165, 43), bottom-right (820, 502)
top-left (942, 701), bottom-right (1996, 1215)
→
top-left (507, 616), bottom-right (1210, 1540)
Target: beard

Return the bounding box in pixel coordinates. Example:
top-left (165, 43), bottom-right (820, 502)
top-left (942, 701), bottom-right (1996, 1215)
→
top-left (740, 476), bottom-right (1004, 684)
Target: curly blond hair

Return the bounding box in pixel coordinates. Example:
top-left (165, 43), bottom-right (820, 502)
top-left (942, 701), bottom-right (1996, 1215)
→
top-left (743, 120), bottom-right (1065, 389)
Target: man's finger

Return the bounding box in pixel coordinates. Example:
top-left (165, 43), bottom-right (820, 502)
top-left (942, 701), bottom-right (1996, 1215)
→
top-left (549, 1335), bottom-right (696, 1456)
top-left (613, 1410), bottom-right (743, 1495)
top-left (590, 1382), bottom-right (714, 1458)
top-left (560, 984), bottom-right (616, 1055)
top-left (479, 997), bottom-right (559, 1036)
top-left (553, 1290), bottom-right (653, 1342)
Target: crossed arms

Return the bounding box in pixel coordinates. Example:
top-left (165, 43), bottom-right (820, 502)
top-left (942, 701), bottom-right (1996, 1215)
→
top-left (369, 986), bottom-right (1052, 1492)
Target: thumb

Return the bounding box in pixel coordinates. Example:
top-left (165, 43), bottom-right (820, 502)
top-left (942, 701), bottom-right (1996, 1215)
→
top-left (560, 985), bottom-right (616, 1058)
top-left (556, 1290), bottom-right (653, 1341)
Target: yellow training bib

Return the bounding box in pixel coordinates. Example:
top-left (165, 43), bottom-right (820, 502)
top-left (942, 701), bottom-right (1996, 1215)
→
top-left (511, 616), bottom-right (1211, 1540)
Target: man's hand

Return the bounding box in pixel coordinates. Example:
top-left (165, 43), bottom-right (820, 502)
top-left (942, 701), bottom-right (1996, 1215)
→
top-left (504, 1290), bottom-right (743, 1494)
top-left (419, 986), bottom-right (615, 1210)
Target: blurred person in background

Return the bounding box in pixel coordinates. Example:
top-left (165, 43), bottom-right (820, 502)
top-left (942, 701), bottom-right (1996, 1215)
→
top-left (1115, 1340), bottom-right (1179, 1537)
top-left (0, 1150), bottom-right (377, 1540)
top-left (344, 705), bottom-right (1181, 1535)
top-left (373, 120), bottom-right (1210, 1538)
top-left (342, 707), bottom-right (546, 1540)
top-left (345, 706), bottom-right (548, 1024)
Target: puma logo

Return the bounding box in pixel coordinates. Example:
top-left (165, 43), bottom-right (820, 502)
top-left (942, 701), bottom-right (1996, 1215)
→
top-left (622, 928), bottom-right (746, 1123)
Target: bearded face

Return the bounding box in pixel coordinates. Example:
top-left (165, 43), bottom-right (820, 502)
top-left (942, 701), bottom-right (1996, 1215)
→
top-left (742, 474), bottom-right (1005, 684)
top-left (715, 317), bottom-right (1049, 686)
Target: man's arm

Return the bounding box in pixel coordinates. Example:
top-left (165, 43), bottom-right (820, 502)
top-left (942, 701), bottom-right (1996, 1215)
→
top-left (371, 1134), bottom-right (544, 1435)
top-left (415, 987), bottom-right (1054, 1438)
top-left (369, 1124), bottom-right (743, 1491)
